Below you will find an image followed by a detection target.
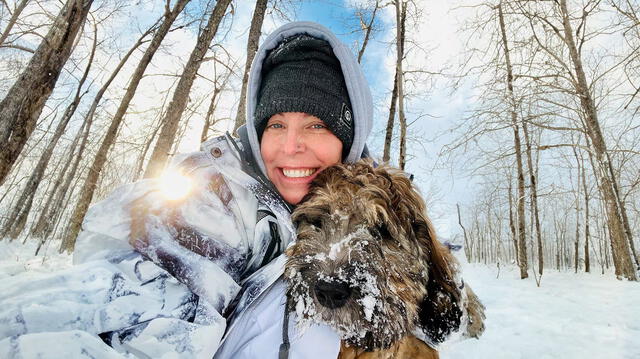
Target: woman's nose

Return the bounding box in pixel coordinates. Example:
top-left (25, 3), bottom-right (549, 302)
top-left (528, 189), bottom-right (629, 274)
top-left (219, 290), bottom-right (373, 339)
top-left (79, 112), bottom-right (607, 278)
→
top-left (282, 128), bottom-right (305, 155)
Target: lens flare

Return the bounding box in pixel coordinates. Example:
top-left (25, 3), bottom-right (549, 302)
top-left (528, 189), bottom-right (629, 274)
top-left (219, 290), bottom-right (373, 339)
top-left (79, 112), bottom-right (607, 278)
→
top-left (158, 172), bottom-right (192, 200)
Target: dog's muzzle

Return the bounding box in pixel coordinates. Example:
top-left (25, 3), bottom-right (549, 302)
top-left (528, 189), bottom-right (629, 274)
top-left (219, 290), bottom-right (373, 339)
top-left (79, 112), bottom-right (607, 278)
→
top-left (314, 279), bottom-right (352, 309)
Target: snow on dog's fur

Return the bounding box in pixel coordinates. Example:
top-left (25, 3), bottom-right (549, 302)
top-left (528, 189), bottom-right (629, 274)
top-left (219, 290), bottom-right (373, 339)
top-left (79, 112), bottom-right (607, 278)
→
top-left (285, 161), bottom-right (484, 356)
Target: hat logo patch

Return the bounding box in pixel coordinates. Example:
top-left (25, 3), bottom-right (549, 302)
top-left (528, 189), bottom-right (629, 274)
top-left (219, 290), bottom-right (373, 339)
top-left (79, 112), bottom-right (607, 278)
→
top-left (340, 103), bottom-right (352, 128)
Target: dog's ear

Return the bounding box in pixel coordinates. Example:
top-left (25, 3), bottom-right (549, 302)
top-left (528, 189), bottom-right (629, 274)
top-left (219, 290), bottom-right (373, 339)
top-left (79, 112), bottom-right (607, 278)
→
top-left (417, 235), bottom-right (463, 343)
top-left (379, 165), bottom-right (463, 343)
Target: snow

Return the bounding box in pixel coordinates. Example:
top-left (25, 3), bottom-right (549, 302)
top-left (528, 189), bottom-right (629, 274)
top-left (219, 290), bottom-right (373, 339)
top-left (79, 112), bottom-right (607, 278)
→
top-left (1, 239), bottom-right (639, 358)
top-left (440, 262), bottom-right (640, 359)
top-left (0, 330), bottom-right (130, 358)
top-left (358, 294), bottom-right (377, 322)
top-left (0, 239), bottom-right (72, 278)
top-left (327, 226), bottom-right (369, 261)
top-left (0, 238), bottom-right (227, 358)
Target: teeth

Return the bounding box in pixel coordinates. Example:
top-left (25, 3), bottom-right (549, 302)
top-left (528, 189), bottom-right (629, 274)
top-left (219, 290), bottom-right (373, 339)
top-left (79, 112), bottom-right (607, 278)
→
top-left (283, 168), bottom-right (316, 178)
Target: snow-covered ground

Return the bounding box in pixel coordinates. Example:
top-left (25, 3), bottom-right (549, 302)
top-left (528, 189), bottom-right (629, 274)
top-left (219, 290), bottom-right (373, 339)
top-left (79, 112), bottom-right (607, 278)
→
top-left (0, 239), bottom-right (72, 278)
top-left (2, 239), bottom-right (639, 359)
top-left (441, 262), bottom-right (640, 359)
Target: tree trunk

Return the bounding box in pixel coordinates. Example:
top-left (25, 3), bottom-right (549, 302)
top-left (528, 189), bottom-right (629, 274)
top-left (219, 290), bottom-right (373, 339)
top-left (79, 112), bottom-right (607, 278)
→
top-left (603, 222), bottom-right (610, 270)
top-left (2, 20), bottom-right (97, 240)
top-left (232, 0), bottom-right (268, 135)
top-left (395, 0), bottom-right (407, 170)
top-left (573, 146), bottom-right (582, 273)
top-left (522, 119), bottom-right (543, 276)
top-left (383, 66), bottom-right (398, 163)
top-left (498, 1), bottom-right (527, 278)
top-left (0, 0), bottom-right (93, 186)
top-left (133, 120), bottom-right (162, 180)
top-left (613, 167), bottom-right (639, 267)
top-left (32, 17), bottom-right (155, 240)
top-left (558, 0), bottom-right (636, 280)
top-left (508, 175), bottom-right (519, 266)
top-left (555, 222), bottom-right (560, 270)
top-left (201, 86), bottom-right (223, 143)
top-left (144, 0), bottom-right (232, 178)
top-left (60, 0), bottom-right (192, 253)
top-left (0, 0), bottom-right (30, 46)
top-left (357, 1), bottom-right (379, 63)
top-left (30, 117), bottom-right (84, 242)
top-left (31, 23), bottom-right (154, 239)
top-left (620, 199), bottom-right (639, 268)
top-left (582, 157), bottom-right (591, 273)
top-left (457, 203), bottom-right (471, 262)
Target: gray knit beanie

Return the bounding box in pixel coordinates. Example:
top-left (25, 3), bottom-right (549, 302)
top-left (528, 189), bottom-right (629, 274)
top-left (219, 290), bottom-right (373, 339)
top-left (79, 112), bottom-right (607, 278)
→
top-left (255, 34), bottom-right (354, 158)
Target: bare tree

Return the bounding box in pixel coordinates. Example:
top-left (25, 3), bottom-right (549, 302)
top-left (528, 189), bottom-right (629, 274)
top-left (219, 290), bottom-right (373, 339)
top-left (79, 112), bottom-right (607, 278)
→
top-left (381, 0), bottom-right (409, 165)
top-left (143, 0), bottom-right (232, 178)
top-left (457, 203), bottom-right (472, 262)
top-left (395, 0), bottom-right (407, 169)
top-left (31, 118), bottom-right (85, 250)
top-left (448, 0), bottom-right (639, 280)
top-left (610, 0), bottom-right (640, 112)
top-left (507, 173), bottom-right (519, 266)
top-left (201, 49), bottom-right (237, 142)
top-left (498, 1), bottom-right (528, 279)
top-left (60, 0), bottom-right (192, 253)
top-left (0, 0), bottom-right (93, 186)
top-left (548, 0), bottom-right (635, 280)
top-left (573, 141), bottom-right (594, 273)
top-left (29, 18), bottom-right (157, 241)
top-left (382, 65), bottom-right (398, 163)
top-left (522, 117), bottom-right (543, 276)
top-left (232, 0), bottom-right (268, 134)
top-left (1, 18), bottom-right (97, 240)
top-left (354, 0), bottom-right (380, 63)
top-left (0, 0), bottom-right (30, 46)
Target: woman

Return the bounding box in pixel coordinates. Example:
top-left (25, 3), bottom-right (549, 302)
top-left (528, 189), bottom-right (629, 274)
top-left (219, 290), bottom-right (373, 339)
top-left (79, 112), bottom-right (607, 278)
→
top-left (210, 22), bottom-right (375, 357)
top-left (70, 21), bottom-right (372, 357)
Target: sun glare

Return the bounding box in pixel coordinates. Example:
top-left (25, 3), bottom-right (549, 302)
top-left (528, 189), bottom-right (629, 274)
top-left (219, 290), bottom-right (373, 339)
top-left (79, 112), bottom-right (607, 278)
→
top-left (158, 172), bottom-right (192, 200)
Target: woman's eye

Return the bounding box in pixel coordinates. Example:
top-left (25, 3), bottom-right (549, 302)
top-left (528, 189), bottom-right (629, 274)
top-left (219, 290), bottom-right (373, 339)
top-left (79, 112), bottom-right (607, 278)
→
top-left (310, 123), bottom-right (327, 130)
top-left (267, 123), bottom-right (283, 129)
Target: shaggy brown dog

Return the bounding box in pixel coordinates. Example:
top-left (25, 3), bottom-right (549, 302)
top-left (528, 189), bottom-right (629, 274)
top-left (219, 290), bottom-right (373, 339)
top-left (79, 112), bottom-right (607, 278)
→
top-left (285, 161), bottom-right (485, 358)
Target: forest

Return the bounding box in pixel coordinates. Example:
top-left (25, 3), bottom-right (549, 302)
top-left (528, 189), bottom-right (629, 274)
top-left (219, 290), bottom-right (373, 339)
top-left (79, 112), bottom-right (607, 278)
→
top-left (0, 0), bottom-right (638, 283)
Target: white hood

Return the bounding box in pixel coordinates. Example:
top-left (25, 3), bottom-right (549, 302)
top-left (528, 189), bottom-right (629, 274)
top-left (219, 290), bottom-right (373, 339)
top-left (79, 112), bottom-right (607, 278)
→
top-left (245, 21), bottom-right (374, 179)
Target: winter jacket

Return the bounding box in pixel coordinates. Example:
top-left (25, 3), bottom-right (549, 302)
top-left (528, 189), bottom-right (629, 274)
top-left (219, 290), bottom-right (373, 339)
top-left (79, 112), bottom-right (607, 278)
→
top-left (0, 21), bottom-right (373, 358)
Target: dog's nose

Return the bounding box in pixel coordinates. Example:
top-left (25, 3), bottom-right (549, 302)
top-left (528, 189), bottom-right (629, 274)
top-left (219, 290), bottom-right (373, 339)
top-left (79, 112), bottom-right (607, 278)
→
top-left (314, 280), bottom-right (351, 309)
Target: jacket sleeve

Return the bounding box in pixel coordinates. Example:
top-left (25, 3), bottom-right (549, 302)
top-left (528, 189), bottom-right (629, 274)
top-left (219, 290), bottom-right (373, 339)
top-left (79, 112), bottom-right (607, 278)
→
top-left (0, 151), bottom-right (253, 358)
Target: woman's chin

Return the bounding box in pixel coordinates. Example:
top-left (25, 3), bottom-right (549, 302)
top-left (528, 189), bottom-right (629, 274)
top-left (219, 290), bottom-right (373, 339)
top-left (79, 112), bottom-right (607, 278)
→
top-left (282, 190), bottom-right (307, 205)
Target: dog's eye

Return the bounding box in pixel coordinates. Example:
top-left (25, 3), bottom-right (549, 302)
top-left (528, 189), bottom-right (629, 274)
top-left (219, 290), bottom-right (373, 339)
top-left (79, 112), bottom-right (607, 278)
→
top-left (293, 212), bottom-right (320, 228)
top-left (300, 216), bottom-right (321, 230)
top-left (373, 224), bottom-right (391, 240)
top-left (307, 220), bottom-right (321, 229)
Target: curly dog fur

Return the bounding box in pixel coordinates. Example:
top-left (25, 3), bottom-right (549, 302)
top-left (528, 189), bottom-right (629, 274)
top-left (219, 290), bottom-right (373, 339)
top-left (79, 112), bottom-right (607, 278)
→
top-left (285, 161), bottom-right (484, 358)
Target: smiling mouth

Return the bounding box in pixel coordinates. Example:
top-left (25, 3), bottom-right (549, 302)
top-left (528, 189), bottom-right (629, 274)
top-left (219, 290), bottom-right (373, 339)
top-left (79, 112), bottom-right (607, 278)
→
top-left (282, 168), bottom-right (318, 178)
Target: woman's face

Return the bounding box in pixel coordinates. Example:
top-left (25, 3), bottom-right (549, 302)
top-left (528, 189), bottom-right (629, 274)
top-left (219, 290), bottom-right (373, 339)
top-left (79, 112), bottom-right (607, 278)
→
top-left (260, 112), bottom-right (343, 205)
